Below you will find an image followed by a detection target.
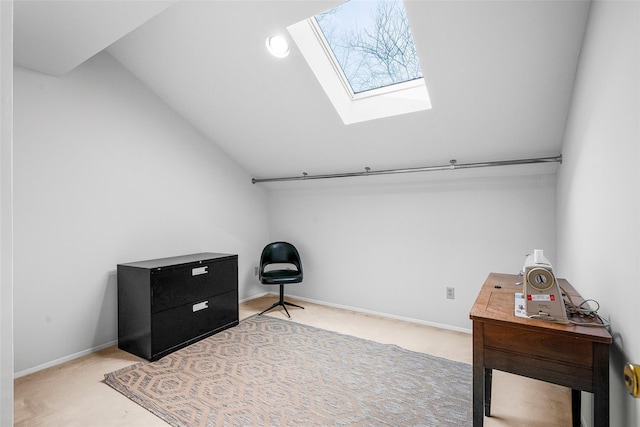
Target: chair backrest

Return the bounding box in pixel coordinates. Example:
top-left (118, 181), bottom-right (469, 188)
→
top-left (260, 242), bottom-right (303, 274)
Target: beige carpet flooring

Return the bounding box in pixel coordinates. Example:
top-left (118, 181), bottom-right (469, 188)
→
top-left (14, 294), bottom-right (572, 426)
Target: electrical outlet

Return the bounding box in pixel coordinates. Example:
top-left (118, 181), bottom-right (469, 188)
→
top-left (446, 287), bottom-right (455, 299)
top-left (254, 266), bottom-right (259, 276)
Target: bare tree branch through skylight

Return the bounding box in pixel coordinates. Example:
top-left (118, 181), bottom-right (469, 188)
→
top-left (315, 0), bottom-right (423, 94)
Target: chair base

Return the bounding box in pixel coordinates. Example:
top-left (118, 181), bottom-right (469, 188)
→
top-left (259, 284), bottom-right (304, 318)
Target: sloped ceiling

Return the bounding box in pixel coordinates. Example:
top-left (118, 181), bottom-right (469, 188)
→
top-left (13, 0), bottom-right (175, 76)
top-left (14, 0), bottom-right (591, 181)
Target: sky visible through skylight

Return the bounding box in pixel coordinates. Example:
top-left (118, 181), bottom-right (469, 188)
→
top-left (315, 0), bottom-right (423, 94)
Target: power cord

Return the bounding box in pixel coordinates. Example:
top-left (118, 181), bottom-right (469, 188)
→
top-left (560, 286), bottom-right (610, 328)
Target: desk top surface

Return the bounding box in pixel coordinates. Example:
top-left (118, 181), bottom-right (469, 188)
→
top-left (470, 273), bottom-right (611, 343)
top-left (118, 252), bottom-right (237, 269)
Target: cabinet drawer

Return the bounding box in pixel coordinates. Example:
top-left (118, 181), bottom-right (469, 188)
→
top-left (151, 257), bottom-right (237, 313)
top-left (151, 290), bottom-right (238, 358)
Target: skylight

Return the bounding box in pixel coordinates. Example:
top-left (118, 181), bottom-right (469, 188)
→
top-left (288, 0), bottom-right (431, 124)
top-left (314, 0), bottom-right (424, 95)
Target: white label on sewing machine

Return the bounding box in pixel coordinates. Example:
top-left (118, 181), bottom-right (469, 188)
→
top-left (193, 301), bottom-right (208, 312)
top-left (515, 293), bottom-right (527, 317)
top-left (192, 266), bottom-right (208, 276)
top-left (527, 294), bottom-right (556, 301)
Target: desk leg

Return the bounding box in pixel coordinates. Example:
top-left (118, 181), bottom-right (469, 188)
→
top-left (484, 369), bottom-right (492, 417)
top-left (473, 322), bottom-right (485, 426)
top-left (571, 389), bottom-right (581, 427)
top-left (593, 342), bottom-right (609, 427)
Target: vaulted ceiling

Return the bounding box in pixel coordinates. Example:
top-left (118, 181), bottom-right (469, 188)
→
top-left (13, 0), bottom-right (591, 181)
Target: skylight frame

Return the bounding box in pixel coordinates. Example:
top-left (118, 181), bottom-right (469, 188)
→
top-left (308, 17), bottom-right (355, 99)
top-left (287, 2), bottom-right (431, 125)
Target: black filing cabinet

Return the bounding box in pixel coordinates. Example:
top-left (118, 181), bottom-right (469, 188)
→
top-left (117, 253), bottom-right (239, 361)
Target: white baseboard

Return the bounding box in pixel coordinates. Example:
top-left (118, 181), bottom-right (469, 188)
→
top-left (14, 293), bottom-right (273, 378)
top-left (269, 292), bottom-right (473, 334)
top-left (239, 292), bottom-right (270, 303)
top-left (14, 339), bottom-right (118, 379)
top-left (15, 292), bottom-right (470, 378)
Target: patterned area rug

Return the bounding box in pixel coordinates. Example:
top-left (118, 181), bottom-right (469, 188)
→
top-left (105, 315), bottom-right (472, 426)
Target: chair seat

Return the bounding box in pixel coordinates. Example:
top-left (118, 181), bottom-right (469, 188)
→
top-left (261, 269), bottom-right (302, 284)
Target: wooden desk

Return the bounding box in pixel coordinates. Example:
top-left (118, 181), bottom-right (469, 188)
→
top-left (470, 273), bottom-right (612, 426)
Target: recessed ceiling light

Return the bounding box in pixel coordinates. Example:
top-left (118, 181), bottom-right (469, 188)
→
top-left (266, 35), bottom-right (289, 58)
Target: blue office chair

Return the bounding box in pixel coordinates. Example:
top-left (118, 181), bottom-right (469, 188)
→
top-left (258, 242), bottom-right (304, 318)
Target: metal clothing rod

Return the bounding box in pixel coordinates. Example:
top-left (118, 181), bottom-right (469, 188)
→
top-left (251, 155), bottom-right (562, 184)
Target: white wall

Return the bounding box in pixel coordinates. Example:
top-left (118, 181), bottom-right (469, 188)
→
top-left (267, 169), bottom-right (557, 331)
top-left (557, 1), bottom-right (640, 426)
top-left (13, 52), bottom-right (269, 375)
top-left (0, 0), bottom-right (14, 424)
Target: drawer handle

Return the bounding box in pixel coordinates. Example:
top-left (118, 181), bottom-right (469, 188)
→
top-left (193, 301), bottom-right (209, 312)
top-left (192, 266), bottom-right (208, 276)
